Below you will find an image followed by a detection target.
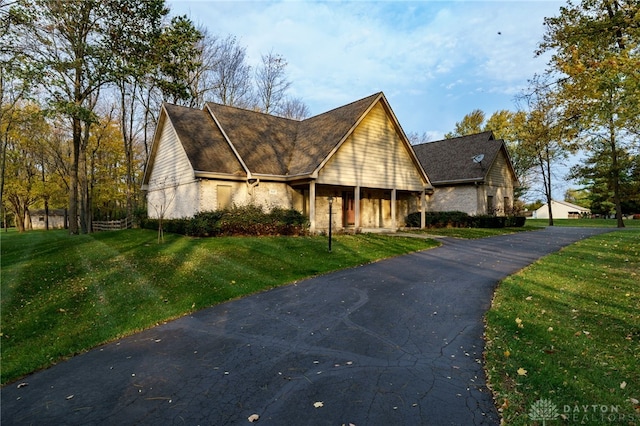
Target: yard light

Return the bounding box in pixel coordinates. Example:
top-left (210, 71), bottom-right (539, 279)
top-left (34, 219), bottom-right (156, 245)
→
top-left (328, 196), bottom-right (333, 252)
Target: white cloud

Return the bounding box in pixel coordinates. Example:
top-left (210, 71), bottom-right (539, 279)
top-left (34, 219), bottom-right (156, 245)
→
top-left (168, 0), bottom-right (563, 134)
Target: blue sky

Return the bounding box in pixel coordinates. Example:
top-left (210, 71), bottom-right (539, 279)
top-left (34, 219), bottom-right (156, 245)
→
top-left (168, 0), bottom-right (564, 140)
top-left (168, 0), bottom-right (574, 200)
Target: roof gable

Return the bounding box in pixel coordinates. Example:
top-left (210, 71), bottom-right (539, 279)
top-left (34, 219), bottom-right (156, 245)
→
top-left (551, 200), bottom-right (590, 211)
top-left (205, 103), bottom-right (299, 176)
top-left (290, 93), bottom-right (382, 175)
top-left (160, 103), bottom-right (245, 176)
top-left (148, 92), bottom-right (429, 185)
top-left (412, 132), bottom-right (515, 184)
top-left (205, 93), bottom-right (385, 177)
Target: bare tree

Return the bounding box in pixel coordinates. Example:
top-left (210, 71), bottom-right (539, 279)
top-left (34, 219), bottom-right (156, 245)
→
top-left (255, 50), bottom-right (291, 114)
top-left (278, 96), bottom-right (310, 120)
top-left (407, 131), bottom-right (431, 145)
top-left (148, 176), bottom-right (177, 244)
top-left (210, 35), bottom-right (253, 108)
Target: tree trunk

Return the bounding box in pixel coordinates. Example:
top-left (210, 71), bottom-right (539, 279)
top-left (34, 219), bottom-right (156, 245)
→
top-left (609, 123), bottom-right (625, 228)
top-left (69, 117), bottom-right (81, 234)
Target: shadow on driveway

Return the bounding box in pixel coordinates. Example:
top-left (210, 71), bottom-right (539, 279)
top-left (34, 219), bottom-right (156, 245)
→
top-left (1, 227), bottom-right (615, 425)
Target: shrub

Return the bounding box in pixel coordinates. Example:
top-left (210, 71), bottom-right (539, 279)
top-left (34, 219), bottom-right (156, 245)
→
top-left (505, 216), bottom-right (526, 227)
top-left (406, 212), bottom-right (526, 229)
top-left (186, 211), bottom-right (224, 237)
top-left (406, 211), bottom-right (472, 228)
top-left (472, 215), bottom-right (506, 228)
top-left (143, 205), bottom-right (309, 237)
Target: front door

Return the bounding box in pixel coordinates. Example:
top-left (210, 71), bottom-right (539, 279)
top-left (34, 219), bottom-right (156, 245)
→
top-left (343, 191), bottom-right (355, 226)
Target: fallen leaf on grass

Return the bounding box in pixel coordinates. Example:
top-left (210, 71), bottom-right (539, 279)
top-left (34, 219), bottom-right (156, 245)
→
top-left (620, 381), bottom-right (627, 390)
top-left (517, 368), bottom-right (527, 376)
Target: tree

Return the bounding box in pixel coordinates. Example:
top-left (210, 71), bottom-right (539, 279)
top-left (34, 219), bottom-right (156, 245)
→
top-left (278, 96), bottom-right (310, 120)
top-left (564, 187), bottom-right (591, 208)
top-left (1, 0), bottom-right (37, 229)
top-left (518, 76), bottom-right (576, 226)
top-left (2, 103), bottom-right (50, 231)
top-left (445, 109), bottom-right (485, 138)
top-left (11, 0), bottom-right (196, 234)
top-left (209, 35), bottom-right (254, 108)
top-left (537, 0), bottom-right (640, 227)
top-left (407, 131), bottom-right (431, 145)
top-left (151, 15), bottom-right (203, 105)
top-left (255, 50), bottom-right (291, 114)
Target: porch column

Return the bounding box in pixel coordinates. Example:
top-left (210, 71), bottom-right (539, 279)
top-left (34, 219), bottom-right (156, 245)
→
top-left (391, 188), bottom-right (397, 230)
top-left (354, 186), bottom-right (360, 229)
top-left (421, 189), bottom-right (426, 229)
top-left (309, 181), bottom-right (316, 233)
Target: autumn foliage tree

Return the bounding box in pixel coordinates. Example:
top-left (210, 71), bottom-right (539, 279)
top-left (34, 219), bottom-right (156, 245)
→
top-left (537, 0), bottom-right (640, 227)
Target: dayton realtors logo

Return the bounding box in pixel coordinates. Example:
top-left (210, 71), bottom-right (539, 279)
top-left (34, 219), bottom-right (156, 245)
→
top-left (528, 399), bottom-right (560, 425)
top-left (528, 399), bottom-right (638, 424)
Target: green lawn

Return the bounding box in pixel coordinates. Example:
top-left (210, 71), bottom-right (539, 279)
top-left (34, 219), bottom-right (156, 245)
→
top-left (0, 229), bottom-right (438, 385)
top-left (527, 218), bottom-right (640, 228)
top-left (409, 226), bottom-right (537, 239)
top-left (485, 230), bottom-right (640, 425)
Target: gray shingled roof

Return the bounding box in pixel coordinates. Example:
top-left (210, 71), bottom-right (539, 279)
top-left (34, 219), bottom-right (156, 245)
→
top-left (163, 103), bottom-right (245, 176)
top-left (412, 131), bottom-right (505, 184)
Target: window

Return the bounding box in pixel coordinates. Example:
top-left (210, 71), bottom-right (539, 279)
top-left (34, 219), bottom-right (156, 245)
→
top-left (217, 185), bottom-right (232, 210)
top-left (504, 197), bottom-right (510, 214)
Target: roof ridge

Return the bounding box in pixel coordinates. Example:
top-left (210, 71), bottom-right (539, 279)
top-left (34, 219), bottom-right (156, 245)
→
top-left (204, 101), bottom-right (302, 123)
top-left (414, 130), bottom-right (495, 147)
top-left (302, 92), bottom-right (382, 122)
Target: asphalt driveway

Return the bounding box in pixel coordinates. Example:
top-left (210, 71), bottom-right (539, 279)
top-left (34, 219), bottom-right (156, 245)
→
top-left (1, 227), bottom-right (614, 425)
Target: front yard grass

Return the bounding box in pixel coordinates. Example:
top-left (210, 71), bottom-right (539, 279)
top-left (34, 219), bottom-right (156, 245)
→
top-left (0, 229), bottom-right (438, 385)
top-left (485, 230), bottom-right (640, 425)
top-left (527, 218), bottom-right (640, 228)
top-left (409, 226), bottom-right (538, 239)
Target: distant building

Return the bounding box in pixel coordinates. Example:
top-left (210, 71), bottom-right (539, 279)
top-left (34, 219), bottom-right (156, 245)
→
top-left (30, 209), bottom-right (67, 230)
top-left (533, 200), bottom-right (591, 219)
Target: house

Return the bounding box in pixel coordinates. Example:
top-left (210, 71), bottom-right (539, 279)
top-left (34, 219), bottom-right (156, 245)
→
top-left (412, 131), bottom-right (519, 216)
top-left (143, 92), bottom-right (433, 233)
top-left (533, 200), bottom-right (591, 219)
top-left (29, 209), bottom-right (67, 230)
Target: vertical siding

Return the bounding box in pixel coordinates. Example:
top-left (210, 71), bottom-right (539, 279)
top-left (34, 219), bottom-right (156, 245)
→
top-left (486, 152), bottom-right (513, 189)
top-left (317, 103), bottom-right (425, 190)
top-left (485, 151), bottom-right (515, 215)
top-left (147, 120), bottom-right (195, 191)
top-left (146, 120), bottom-right (199, 219)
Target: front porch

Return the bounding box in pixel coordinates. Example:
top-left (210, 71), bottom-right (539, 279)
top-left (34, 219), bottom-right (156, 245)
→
top-left (295, 182), bottom-right (428, 234)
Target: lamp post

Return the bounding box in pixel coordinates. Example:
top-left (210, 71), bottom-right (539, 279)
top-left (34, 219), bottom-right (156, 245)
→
top-left (328, 196), bottom-right (333, 252)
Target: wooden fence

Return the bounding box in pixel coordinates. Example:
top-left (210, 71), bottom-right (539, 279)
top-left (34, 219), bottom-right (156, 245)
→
top-left (92, 218), bottom-right (132, 231)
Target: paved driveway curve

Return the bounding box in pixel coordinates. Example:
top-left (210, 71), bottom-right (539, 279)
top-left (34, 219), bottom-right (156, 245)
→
top-left (1, 227), bottom-right (615, 425)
